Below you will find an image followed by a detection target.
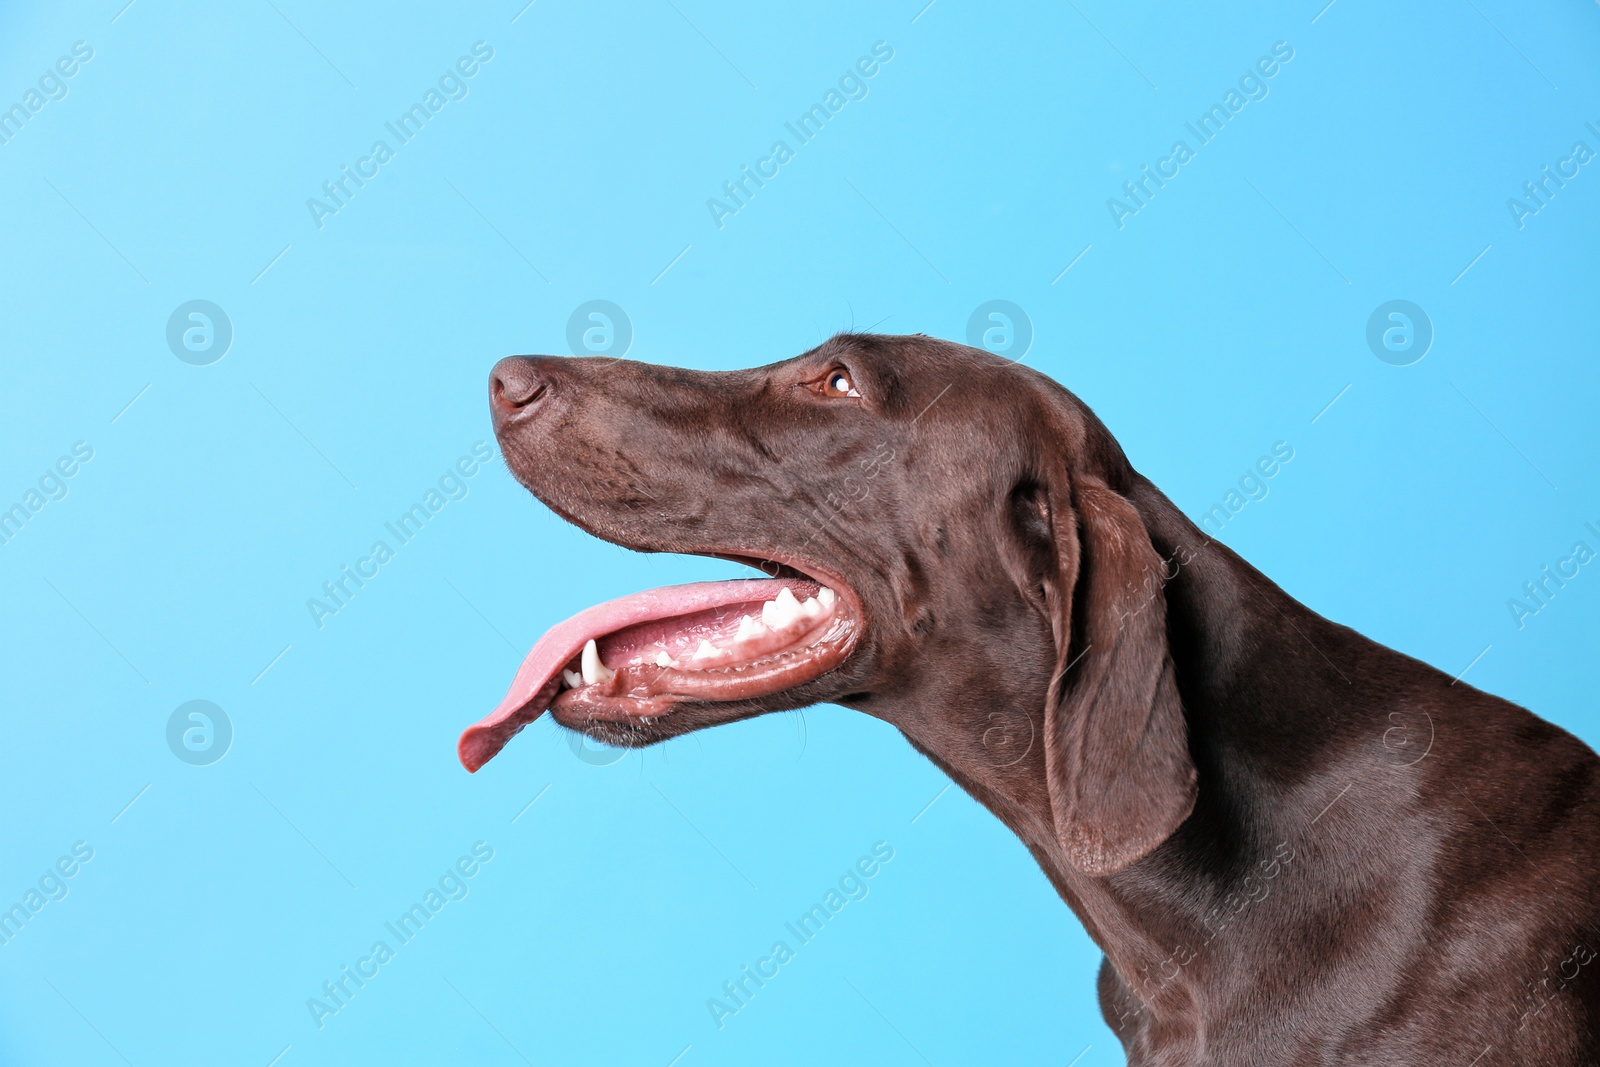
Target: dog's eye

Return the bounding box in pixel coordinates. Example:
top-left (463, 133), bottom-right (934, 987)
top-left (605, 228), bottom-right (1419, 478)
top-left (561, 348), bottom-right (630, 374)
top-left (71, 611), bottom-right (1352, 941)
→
top-left (821, 368), bottom-right (860, 398)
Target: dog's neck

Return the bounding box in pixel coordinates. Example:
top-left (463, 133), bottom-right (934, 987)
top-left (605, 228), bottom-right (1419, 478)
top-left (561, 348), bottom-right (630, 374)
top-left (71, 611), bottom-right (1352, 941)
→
top-left (905, 480), bottom-right (1370, 1037)
top-left (1071, 484), bottom-right (1320, 999)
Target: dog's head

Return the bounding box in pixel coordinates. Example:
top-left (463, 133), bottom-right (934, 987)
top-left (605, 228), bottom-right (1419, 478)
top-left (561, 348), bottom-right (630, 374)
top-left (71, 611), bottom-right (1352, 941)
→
top-left (461, 333), bottom-right (1195, 874)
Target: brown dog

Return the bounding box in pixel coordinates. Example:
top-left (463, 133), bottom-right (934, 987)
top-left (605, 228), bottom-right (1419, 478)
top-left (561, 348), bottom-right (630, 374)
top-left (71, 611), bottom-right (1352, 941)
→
top-left (461, 333), bottom-right (1600, 1065)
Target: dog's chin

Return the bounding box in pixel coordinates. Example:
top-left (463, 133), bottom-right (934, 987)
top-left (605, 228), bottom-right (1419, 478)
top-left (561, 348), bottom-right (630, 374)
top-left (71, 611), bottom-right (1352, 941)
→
top-left (549, 694), bottom-right (808, 747)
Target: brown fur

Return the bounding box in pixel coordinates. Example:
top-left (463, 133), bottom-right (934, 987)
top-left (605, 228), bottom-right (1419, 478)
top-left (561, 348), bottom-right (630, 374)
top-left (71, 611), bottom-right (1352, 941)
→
top-left (488, 333), bottom-right (1600, 1064)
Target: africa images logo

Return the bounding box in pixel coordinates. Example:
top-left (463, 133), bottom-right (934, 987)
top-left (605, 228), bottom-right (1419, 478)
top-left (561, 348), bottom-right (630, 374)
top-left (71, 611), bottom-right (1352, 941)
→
top-left (1105, 41), bottom-right (1295, 229)
top-left (306, 443), bottom-right (494, 629)
top-left (0, 41), bottom-right (94, 148)
top-left (706, 41), bottom-right (895, 230)
top-left (706, 841), bottom-right (895, 1030)
top-left (306, 42), bottom-right (495, 229)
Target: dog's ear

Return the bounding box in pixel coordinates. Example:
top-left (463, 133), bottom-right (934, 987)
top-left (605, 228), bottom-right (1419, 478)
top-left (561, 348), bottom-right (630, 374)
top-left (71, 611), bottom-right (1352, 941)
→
top-left (1024, 473), bottom-right (1197, 875)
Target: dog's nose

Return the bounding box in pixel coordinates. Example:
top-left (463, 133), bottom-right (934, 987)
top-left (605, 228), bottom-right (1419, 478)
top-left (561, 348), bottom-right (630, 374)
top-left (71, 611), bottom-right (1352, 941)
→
top-left (490, 356), bottom-right (548, 412)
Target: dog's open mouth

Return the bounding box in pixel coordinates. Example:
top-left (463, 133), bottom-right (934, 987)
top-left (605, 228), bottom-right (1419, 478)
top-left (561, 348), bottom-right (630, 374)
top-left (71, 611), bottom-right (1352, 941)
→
top-left (457, 568), bottom-right (860, 771)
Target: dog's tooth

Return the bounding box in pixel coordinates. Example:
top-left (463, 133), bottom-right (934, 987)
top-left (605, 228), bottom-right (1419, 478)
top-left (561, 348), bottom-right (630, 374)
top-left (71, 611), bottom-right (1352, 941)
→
top-left (818, 587), bottom-right (836, 607)
top-left (801, 596), bottom-right (821, 617)
top-left (763, 587), bottom-right (804, 629)
top-left (562, 669), bottom-right (583, 689)
top-left (735, 615), bottom-right (766, 642)
top-left (581, 639), bottom-right (615, 685)
top-left (692, 639), bottom-right (720, 661)
top-left (654, 650), bottom-right (678, 668)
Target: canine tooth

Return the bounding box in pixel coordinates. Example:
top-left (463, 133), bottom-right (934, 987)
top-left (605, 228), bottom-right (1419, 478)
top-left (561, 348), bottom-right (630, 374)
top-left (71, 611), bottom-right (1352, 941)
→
top-left (692, 639), bottom-right (720, 661)
top-left (581, 639), bottom-right (615, 685)
top-left (735, 615), bottom-right (766, 642)
top-left (818, 587), bottom-right (836, 607)
top-left (562, 669), bottom-right (583, 689)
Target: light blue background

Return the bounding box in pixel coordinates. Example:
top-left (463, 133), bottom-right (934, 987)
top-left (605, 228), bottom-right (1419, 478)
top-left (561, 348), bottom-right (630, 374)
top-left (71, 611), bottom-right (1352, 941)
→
top-left (2, 1), bottom-right (1597, 1064)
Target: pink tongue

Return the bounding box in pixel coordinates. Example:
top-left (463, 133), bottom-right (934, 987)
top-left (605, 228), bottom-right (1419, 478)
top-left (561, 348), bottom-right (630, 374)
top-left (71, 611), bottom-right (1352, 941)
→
top-left (457, 579), bottom-right (807, 772)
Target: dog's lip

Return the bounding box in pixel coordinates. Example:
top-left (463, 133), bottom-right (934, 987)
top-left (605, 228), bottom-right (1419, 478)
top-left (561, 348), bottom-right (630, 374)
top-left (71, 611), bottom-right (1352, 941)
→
top-left (456, 557), bottom-right (863, 772)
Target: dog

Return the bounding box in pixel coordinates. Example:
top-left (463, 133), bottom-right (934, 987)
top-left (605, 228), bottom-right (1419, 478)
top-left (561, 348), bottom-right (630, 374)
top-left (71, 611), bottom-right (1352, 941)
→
top-left (460, 333), bottom-right (1600, 1064)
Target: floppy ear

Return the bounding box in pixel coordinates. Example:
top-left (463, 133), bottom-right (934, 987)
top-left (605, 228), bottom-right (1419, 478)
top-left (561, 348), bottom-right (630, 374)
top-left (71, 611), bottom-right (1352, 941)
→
top-left (1036, 474), bottom-right (1197, 875)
